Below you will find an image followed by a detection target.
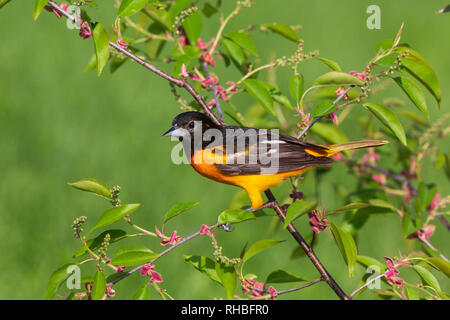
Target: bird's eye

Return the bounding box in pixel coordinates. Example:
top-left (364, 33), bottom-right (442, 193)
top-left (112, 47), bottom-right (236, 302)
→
top-left (188, 121), bottom-right (195, 128)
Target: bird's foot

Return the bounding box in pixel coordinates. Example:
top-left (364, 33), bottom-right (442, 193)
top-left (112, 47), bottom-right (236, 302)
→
top-left (246, 201), bottom-right (276, 212)
top-left (217, 222), bottom-right (233, 232)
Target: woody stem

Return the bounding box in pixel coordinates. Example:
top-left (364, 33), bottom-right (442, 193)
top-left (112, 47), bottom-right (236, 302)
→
top-left (264, 190), bottom-right (349, 300)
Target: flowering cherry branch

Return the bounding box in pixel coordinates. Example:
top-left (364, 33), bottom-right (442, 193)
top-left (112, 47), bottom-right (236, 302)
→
top-left (44, 0), bottom-right (351, 300)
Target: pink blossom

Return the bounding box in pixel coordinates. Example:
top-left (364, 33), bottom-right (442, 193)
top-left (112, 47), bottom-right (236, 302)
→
top-left (178, 63), bottom-right (189, 79)
top-left (45, 2), bottom-right (68, 18)
top-left (361, 151), bottom-right (380, 165)
top-left (308, 206), bottom-right (329, 234)
top-left (117, 39), bottom-right (128, 49)
top-left (427, 192), bottom-right (441, 211)
top-left (197, 38), bottom-right (207, 50)
top-left (207, 99), bottom-right (216, 109)
top-left (372, 174), bottom-right (387, 185)
top-left (403, 182), bottom-right (412, 203)
top-left (141, 264), bottom-right (163, 284)
top-left (383, 257), bottom-right (412, 289)
top-left (190, 73), bottom-right (202, 82)
top-left (155, 226), bottom-right (182, 246)
top-left (106, 286), bottom-right (115, 298)
top-left (115, 266), bottom-right (126, 273)
top-left (296, 109), bottom-right (310, 128)
top-left (268, 286), bottom-right (277, 300)
top-left (201, 52), bottom-right (216, 67)
top-left (201, 76), bottom-right (218, 87)
top-left (179, 35), bottom-right (187, 47)
top-left (331, 153), bottom-right (343, 161)
top-left (326, 112), bottom-right (339, 125)
top-left (335, 87), bottom-right (349, 100)
top-left (407, 224), bottom-right (436, 243)
top-left (79, 20), bottom-right (92, 39)
top-left (349, 71), bottom-right (366, 81)
top-left (200, 224), bottom-right (218, 236)
top-left (242, 279), bottom-right (265, 298)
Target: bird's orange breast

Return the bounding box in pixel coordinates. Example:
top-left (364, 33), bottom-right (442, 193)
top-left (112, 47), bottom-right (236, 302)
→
top-left (190, 149), bottom-right (311, 209)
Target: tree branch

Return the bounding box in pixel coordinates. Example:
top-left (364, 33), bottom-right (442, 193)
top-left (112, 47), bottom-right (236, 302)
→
top-left (264, 190), bottom-right (349, 300)
top-left (47, 0), bottom-right (221, 126)
top-left (297, 85), bottom-right (354, 139)
top-left (45, 0), bottom-right (349, 300)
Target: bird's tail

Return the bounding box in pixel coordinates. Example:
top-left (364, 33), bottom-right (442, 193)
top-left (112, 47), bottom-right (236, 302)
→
top-left (305, 140), bottom-right (389, 157)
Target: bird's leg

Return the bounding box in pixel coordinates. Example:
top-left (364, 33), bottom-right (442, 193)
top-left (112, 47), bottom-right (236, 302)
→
top-left (246, 201), bottom-right (277, 212)
top-left (218, 222), bottom-right (232, 232)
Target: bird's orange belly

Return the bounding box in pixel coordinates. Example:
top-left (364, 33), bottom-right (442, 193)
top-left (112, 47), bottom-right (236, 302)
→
top-left (190, 149), bottom-right (310, 194)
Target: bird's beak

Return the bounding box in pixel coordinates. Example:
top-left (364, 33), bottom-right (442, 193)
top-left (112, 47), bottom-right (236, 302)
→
top-left (161, 125), bottom-right (186, 137)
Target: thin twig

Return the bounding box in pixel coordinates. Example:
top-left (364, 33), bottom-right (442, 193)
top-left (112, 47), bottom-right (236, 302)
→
top-left (47, 0), bottom-right (221, 126)
top-left (297, 85), bottom-right (354, 139)
top-left (201, 62), bottom-right (224, 122)
top-left (277, 277), bottom-right (323, 295)
top-left (349, 272), bottom-right (386, 299)
top-left (108, 223), bottom-right (218, 286)
top-left (264, 190), bottom-right (349, 300)
top-left (45, 1), bottom-right (349, 300)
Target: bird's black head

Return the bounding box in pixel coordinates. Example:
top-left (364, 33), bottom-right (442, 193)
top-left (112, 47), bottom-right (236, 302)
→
top-left (162, 111), bottom-right (218, 138)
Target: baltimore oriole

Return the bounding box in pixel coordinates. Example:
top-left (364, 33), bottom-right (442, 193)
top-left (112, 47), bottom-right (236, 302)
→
top-left (163, 111), bottom-right (388, 210)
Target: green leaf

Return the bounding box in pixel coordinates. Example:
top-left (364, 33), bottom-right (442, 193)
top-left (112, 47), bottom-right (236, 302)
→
top-left (417, 182), bottom-right (437, 213)
top-left (89, 204), bottom-right (140, 234)
top-left (74, 229), bottom-right (127, 258)
top-left (225, 31), bottom-right (258, 56)
top-left (242, 240), bottom-right (284, 264)
top-left (68, 178), bottom-right (111, 199)
top-left (330, 222), bottom-right (358, 277)
top-left (316, 57), bottom-right (342, 71)
top-left (202, 3), bottom-right (219, 17)
top-left (397, 47), bottom-right (441, 104)
top-left (425, 258), bottom-right (450, 278)
top-left (356, 255), bottom-right (386, 271)
top-left (215, 262), bottom-right (236, 300)
top-left (405, 287), bottom-right (420, 300)
top-left (184, 255), bottom-right (222, 284)
top-left (392, 77), bottom-right (429, 119)
top-left (312, 99), bottom-right (336, 118)
top-left (91, 270), bottom-right (106, 300)
top-left (182, 11), bottom-right (202, 44)
top-left (257, 82), bottom-right (293, 110)
top-left (242, 79), bottom-right (274, 115)
top-left (93, 23), bottom-right (110, 76)
top-left (327, 203), bottom-right (370, 216)
top-left (283, 200), bottom-right (317, 228)
top-left (118, 0), bottom-right (148, 17)
top-left (163, 201), bottom-right (199, 224)
top-left (45, 263), bottom-right (76, 300)
top-left (367, 199), bottom-right (397, 212)
top-left (217, 209), bottom-right (255, 225)
top-left (314, 71), bottom-right (364, 86)
top-left (111, 245), bottom-right (159, 266)
top-left (310, 122), bottom-right (348, 145)
top-left (289, 75), bottom-right (304, 103)
top-left (263, 23), bottom-right (299, 42)
top-left (222, 38), bottom-right (245, 65)
top-left (0, 0), bottom-right (12, 9)
top-left (132, 285), bottom-right (150, 300)
top-left (266, 269), bottom-right (308, 284)
top-left (83, 54), bottom-right (97, 73)
top-left (363, 102), bottom-right (406, 146)
top-left (412, 265), bottom-right (441, 292)
top-left (33, 0), bottom-right (49, 20)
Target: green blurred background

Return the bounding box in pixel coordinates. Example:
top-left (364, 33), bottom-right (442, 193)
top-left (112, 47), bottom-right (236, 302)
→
top-left (0, 0), bottom-right (448, 299)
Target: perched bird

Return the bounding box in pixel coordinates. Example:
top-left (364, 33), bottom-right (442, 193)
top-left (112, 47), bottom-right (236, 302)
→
top-left (163, 111), bottom-right (388, 210)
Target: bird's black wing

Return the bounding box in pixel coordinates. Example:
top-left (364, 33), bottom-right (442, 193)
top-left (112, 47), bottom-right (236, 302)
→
top-left (213, 127), bottom-right (332, 175)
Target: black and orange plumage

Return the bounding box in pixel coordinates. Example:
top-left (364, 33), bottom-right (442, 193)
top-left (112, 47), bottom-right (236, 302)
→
top-left (163, 111), bottom-right (388, 209)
